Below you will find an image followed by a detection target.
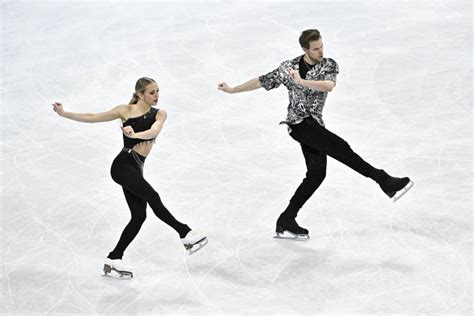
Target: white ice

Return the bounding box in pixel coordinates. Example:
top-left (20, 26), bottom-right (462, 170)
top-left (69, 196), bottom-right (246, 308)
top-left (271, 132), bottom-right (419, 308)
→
top-left (1, 0), bottom-right (472, 314)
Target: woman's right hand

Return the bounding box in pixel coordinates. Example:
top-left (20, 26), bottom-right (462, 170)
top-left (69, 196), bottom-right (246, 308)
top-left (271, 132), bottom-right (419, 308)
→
top-left (52, 102), bottom-right (65, 117)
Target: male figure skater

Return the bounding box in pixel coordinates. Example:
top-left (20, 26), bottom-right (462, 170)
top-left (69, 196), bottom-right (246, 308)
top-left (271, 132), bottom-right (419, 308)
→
top-left (217, 29), bottom-right (413, 240)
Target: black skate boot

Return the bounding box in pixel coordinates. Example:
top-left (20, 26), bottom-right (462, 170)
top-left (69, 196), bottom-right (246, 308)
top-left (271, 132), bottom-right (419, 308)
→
top-left (274, 214), bottom-right (309, 240)
top-left (373, 169), bottom-right (414, 202)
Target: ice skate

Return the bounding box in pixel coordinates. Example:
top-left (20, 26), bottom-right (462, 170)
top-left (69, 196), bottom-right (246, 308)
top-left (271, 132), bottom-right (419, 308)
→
top-left (274, 215), bottom-right (309, 241)
top-left (377, 170), bottom-right (414, 202)
top-left (391, 180), bottom-right (414, 202)
top-left (103, 258), bottom-right (133, 279)
top-left (181, 230), bottom-right (208, 255)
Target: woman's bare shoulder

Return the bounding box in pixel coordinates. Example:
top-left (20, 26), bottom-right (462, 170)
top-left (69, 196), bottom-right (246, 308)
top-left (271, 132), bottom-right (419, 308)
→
top-left (116, 104), bottom-right (132, 120)
top-left (155, 108), bottom-right (167, 119)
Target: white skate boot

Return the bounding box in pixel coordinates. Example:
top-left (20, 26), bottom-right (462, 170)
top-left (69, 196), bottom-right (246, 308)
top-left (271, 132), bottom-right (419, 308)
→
top-left (103, 258), bottom-right (133, 279)
top-left (181, 230), bottom-right (208, 255)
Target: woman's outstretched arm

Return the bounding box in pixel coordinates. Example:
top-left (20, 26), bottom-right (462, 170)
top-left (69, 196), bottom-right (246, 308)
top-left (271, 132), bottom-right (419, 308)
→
top-left (52, 102), bottom-right (126, 123)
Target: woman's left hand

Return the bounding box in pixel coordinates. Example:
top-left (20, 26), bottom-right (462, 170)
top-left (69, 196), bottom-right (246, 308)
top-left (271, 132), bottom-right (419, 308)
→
top-left (121, 125), bottom-right (136, 138)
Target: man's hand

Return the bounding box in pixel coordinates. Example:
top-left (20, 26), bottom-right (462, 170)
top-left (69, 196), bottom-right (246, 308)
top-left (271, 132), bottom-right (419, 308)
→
top-left (289, 69), bottom-right (302, 84)
top-left (217, 82), bottom-right (234, 94)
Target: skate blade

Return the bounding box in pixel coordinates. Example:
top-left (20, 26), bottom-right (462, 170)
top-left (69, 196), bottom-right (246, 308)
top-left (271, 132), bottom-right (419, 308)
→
top-left (392, 181), bottom-right (414, 202)
top-left (102, 264), bottom-right (133, 279)
top-left (273, 231), bottom-right (309, 241)
top-left (102, 271), bottom-right (134, 279)
top-left (185, 237), bottom-right (208, 255)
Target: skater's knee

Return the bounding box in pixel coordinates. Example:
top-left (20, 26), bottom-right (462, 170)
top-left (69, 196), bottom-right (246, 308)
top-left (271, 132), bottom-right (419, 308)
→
top-left (303, 174), bottom-right (326, 191)
top-left (131, 212), bottom-right (147, 225)
top-left (306, 168), bottom-right (326, 183)
top-left (137, 184), bottom-right (159, 200)
top-left (339, 140), bottom-right (353, 153)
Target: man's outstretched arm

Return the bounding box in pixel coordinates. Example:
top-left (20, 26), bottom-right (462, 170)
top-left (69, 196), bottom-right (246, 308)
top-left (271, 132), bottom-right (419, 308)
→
top-left (217, 78), bottom-right (262, 94)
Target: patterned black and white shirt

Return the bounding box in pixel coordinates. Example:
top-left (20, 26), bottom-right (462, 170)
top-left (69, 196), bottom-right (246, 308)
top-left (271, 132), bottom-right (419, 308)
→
top-left (258, 55), bottom-right (339, 129)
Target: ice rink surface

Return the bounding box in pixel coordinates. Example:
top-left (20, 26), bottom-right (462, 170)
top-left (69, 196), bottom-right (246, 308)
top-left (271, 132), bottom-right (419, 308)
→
top-left (1, 0), bottom-right (472, 314)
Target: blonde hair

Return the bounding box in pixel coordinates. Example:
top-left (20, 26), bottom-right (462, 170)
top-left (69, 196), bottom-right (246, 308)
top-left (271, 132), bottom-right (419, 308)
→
top-left (129, 77), bottom-right (156, 104)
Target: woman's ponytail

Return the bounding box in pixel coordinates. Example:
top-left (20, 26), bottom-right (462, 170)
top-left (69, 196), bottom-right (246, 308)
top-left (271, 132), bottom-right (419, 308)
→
top-left (129, 92), bottom-right (139, 104)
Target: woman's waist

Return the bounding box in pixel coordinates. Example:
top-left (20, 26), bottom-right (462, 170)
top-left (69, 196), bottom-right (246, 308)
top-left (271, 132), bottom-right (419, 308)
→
top-left (122, 140), bottom-right (154, 157)
top-left (121, 147), bottom-right (147, 162)
top-left (111, 148), bottom-right (145, 174)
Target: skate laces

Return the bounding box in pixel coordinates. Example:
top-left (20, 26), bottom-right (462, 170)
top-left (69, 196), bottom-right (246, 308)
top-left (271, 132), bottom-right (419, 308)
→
top-left (182, 230), bottom-right (205, 242)
top-left (108, 258), bottom-right (132, 268)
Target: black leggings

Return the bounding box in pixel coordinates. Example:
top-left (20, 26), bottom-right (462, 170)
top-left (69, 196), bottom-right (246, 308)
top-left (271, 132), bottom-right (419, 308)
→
top-left (283, 117), bottom-right (377, 217)
top-left (108, 149), bottom-right (190, 259)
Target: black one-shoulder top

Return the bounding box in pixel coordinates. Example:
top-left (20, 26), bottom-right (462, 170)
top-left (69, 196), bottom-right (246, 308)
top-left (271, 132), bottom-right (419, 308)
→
top-left (122, 107), bottom-right (159, 148)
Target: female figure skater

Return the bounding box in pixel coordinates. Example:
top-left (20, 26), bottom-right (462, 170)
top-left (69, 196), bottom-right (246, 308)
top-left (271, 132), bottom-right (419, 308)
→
top-left (52, 77), bottom-right (207, 278)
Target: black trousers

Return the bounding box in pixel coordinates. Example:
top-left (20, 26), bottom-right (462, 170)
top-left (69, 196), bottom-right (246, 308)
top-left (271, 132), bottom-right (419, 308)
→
top-left (284, 117), bottom-right (377, 217)
top-left (108, 149), bottom-right (190, 259)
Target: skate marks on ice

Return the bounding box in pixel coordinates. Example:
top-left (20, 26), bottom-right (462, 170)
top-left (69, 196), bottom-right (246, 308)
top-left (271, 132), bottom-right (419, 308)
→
top-left (392, 181), bottom-right (414, 203)
top-left (2, 0), bottom-right (471, 313)
top-left (179, 233), bottom-right (331, 310)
